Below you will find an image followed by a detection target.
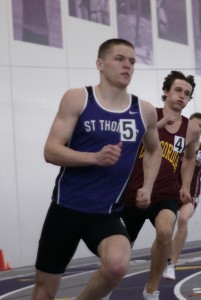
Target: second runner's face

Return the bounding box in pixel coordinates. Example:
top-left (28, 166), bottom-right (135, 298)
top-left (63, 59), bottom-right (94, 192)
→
top-left (164, 79), bottom-right (192, 112)
top-left (97, 44), bottom-right (136, 88)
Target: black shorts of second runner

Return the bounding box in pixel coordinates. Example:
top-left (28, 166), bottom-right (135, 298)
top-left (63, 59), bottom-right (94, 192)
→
top-left (122, 199), bottom-right (179, 243)
top-left (35, 201), bottom-right (130, 274)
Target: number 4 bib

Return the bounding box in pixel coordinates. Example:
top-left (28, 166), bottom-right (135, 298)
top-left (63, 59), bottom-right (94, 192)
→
top-left (174, 135), bottom-right (185, 153)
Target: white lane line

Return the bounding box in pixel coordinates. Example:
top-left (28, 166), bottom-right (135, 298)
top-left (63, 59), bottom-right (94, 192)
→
top-left (0, 285), bottom-right (34, 300)
top-left (0, 268), bottom-right (150, 299)
top-left (174, 271), bottom-right (201, 300)
top-left (0, 270), bottom-right (95, 299)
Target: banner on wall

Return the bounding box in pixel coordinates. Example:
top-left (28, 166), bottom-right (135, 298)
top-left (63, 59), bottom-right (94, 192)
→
top-left (68, 0), bottom-right (110, 25)
top-left (116, 0), bottom-right (153, 65)
top-left (156, 0), bottom-right (188, 45)
top-left (192, 0), bottom-right (201, 76)
top-left (12, 0), bottom-right (63, 48)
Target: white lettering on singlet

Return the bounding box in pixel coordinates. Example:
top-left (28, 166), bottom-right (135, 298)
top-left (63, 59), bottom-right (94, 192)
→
top-left (84, 120), bottom-right (96, 131)
top-left (84, 119), bottom-right (138, 141)
top-left (84, 120), bottom-right (120, 132)
top-left (99, 120), bottom-right (120, 131)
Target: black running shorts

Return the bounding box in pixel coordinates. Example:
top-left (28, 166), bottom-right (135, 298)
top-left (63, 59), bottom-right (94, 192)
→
top-left (35, 201), bottom-right (130, 274)
top-left (123, 199), bottom-right (179, 243)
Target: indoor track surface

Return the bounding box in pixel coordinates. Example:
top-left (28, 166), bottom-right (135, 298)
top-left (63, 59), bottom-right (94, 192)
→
top-left (0, 241), bottom-right (200, 300)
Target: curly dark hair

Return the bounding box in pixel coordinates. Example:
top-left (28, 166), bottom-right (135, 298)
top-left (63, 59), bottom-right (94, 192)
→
top-left (189, 112), bottom-right (201, 120)
top-left (161, 70), bottom-right (196, 101)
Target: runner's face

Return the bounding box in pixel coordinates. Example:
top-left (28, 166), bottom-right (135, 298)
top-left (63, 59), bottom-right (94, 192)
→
top-left (164, 79), bottom-right (192, 112)
top-left (97, 44), bottom-right (136, 88)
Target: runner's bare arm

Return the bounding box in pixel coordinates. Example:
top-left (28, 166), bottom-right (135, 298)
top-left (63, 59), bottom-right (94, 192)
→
top-left (180, 121), bottom-right (200, 203)
top-left (136, 101), bottom-right (162, 207)
top-left (44, 88), bottom-right (122, 167)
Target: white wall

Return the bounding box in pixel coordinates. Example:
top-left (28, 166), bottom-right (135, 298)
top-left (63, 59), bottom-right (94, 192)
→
top-left (0, 0), bottom-right (201, 268)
